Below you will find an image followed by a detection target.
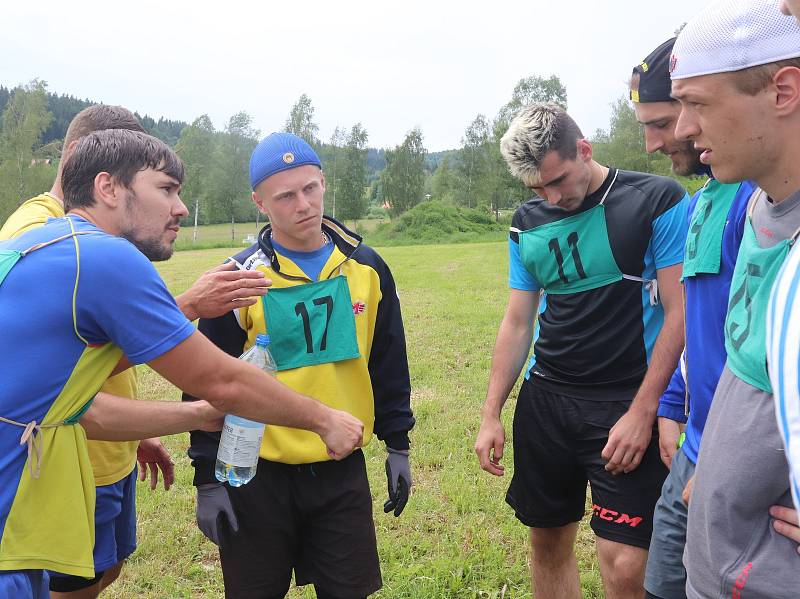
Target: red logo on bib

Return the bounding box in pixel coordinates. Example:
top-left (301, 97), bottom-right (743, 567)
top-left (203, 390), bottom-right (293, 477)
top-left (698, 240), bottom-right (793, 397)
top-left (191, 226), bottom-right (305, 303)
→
top-left (353, 301), bottom-right (366, 315)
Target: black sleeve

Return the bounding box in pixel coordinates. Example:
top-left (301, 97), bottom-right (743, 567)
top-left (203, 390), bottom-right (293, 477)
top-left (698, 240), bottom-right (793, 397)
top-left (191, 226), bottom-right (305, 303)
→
top-left (510, 198), bottom-right (543, 243)
top-left (183, 310), bottom-right (247, 486)
top-left (367, 252), bottom-right (415, 450)
top-left (623, 171), bottom-right (687, 218)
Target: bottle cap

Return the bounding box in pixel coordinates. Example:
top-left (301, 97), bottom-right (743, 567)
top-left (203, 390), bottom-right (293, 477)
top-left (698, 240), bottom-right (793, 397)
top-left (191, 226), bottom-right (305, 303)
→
top-left (255, 334), bottom-right (270, 347)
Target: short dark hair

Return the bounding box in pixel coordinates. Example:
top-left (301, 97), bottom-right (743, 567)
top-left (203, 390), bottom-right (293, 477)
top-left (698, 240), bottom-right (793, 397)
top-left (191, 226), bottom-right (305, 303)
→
top-left (62, 129), bottom-right (185, 210)
top-left (63, 105), bottom-right (145, 149)
top-left (727, 57), bottom-right (800, 95)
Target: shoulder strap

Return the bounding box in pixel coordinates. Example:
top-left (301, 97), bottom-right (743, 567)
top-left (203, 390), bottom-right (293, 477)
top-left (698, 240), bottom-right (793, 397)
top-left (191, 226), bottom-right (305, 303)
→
top-left (598, 169), bottom-right (619, 206)
top-left (66, 218), bottom-right (91, 345)
top-left (21, 230), bottom-right (94, 256)
top-left (746, 188), bottom-right (765, 219)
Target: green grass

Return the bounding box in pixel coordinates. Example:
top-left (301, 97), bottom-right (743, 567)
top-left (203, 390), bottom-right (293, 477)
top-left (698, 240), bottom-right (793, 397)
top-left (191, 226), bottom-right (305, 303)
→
top-left (114, 242), bottom-right (603, 598)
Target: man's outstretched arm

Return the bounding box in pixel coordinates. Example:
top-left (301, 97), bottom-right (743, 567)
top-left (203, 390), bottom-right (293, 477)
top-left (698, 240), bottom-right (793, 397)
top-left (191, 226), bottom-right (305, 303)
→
top-left (81, 392), bottom-right (223, 440)
top-left (148, 330), bottom-right (364, 460)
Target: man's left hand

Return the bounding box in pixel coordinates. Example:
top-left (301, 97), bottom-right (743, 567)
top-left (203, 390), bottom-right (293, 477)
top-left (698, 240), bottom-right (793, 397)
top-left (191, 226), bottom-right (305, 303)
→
top-left (177, 262), bottom-right (271, 321)
top-left (682, 474), bottom-right (694, 505)
top-left (770, 505), bottom-right (800, 554)
top-left (657, 417), bottom-right (681, 470)
top-left (137, 437), bottom-right (175, 491)
top-left (384, 447), bottom-right (411, 517)
top-left (601, 405), bottom-right (654, 475)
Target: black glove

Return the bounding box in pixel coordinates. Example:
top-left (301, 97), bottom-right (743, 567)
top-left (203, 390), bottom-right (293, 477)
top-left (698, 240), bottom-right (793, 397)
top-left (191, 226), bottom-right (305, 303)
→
top-left (383, 447), bottom-right (411, 517)
top-left (196, 482), bottom-right (238, 545)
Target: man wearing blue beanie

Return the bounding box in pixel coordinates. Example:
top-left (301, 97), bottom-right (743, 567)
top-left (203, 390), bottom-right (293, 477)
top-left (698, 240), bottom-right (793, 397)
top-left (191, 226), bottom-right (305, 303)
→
top-left (186, 132), bottom-right (415, 599)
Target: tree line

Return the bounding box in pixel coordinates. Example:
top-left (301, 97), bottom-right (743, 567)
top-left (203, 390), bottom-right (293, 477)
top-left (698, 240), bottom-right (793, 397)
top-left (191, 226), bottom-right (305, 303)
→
top-left (0, 77), bottom-right (704, 238)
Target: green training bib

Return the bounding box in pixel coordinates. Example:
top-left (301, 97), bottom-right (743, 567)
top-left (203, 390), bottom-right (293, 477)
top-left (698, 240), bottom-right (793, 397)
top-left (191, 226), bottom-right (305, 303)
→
top-left (518, 170), bottom-right (658, 300)
top-left (263, 275), bottom-right (361, 371)
top-left (517, 171), bottom-right (658, 302)
top-left (519, 202), bottom-right (622, 294)
top-left (682, 179), bottom-right (738, 279)
top-left (0, 250), bottom-right (22, 287)
top-left (725, 190), bottom-right (799, 393)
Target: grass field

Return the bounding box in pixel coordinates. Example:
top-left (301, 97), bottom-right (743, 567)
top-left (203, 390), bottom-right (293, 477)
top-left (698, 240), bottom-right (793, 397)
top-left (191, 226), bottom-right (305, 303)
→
top-left (113, 241), bottom-right (604, 598)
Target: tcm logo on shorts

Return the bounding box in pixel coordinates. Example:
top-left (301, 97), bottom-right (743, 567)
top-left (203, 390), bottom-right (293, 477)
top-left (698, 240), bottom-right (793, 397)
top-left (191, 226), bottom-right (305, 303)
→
top-left (352, 301), bottom-right (366, 315)
top-left (591, 504), bottom-right (643, 528)
top-left (731, 562), bottom-right (753, 599)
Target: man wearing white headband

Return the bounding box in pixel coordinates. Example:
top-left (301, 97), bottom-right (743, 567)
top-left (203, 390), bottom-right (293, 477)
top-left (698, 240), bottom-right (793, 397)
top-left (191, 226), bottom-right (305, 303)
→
top-left (670, 1), bottom-right (800, 597)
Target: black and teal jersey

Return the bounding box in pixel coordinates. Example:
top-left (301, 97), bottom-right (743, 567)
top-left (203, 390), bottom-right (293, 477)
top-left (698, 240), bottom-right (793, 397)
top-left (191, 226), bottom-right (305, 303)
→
top-left (509, 168), bottom-right (688, 399)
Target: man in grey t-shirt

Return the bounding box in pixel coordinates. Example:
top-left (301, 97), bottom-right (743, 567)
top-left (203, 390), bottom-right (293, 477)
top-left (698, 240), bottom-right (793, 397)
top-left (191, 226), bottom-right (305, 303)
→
top-left (669, 2), bottom-right (800, 598)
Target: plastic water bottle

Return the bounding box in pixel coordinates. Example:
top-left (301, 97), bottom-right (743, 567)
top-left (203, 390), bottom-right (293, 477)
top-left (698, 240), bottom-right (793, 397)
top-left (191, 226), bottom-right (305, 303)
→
top-left (215, 334), bottom-right (277, 486)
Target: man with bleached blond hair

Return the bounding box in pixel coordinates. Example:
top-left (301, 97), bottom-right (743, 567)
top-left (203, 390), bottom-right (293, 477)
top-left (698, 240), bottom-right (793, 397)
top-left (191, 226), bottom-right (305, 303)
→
top-left (476, 103), bottom-right (688, 599)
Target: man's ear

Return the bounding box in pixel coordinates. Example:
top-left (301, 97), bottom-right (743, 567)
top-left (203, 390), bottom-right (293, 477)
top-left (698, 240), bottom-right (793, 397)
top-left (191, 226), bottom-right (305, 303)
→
top-left (92, 172), bottom-right (121, 209)
top-left (61, 139), bottom-right (80, 162)
top-left (252, 190), bottom-right (269, 216)
top-left (577, 138), bottom-right (593, 162)
top-left (773, 65), bottom-right (800, 118)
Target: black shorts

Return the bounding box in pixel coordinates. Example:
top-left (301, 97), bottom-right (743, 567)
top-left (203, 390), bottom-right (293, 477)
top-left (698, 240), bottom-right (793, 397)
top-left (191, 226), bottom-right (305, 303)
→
top-left (506, 379), bottom-right (668, 549)
top-left (218, 449), bottom-right (381, 599)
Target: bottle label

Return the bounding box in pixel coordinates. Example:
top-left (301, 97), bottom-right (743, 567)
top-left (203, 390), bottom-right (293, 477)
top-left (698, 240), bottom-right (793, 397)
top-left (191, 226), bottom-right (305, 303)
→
top-left (217, 421), bottom-right (264, 467)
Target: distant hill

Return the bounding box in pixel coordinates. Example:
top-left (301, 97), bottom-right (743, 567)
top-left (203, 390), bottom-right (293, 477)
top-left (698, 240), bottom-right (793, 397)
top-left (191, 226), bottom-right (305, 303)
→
top-left (0, 84), bottom-right (188, 147)
top-left (426, 149), bottom-right (458, 170)
top-left (0, 83), bottom-right (458, 176)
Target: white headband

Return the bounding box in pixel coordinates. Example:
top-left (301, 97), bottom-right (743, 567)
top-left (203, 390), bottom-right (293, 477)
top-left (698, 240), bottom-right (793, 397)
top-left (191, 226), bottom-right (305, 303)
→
top-left (671, 0), bottom-right (800, 80)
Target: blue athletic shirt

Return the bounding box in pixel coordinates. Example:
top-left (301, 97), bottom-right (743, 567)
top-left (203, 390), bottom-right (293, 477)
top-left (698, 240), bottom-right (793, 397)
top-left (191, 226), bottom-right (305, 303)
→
top-left (658, 180), bottom-right (754, 464)
top-left (767, 201), bottom-right (800, 514)
top-left (0, 215), bottom-right (194, 576)
top-left (509, 168), bottom-right (688, 399)
top-left (270, 236), bottom-right (334, 282)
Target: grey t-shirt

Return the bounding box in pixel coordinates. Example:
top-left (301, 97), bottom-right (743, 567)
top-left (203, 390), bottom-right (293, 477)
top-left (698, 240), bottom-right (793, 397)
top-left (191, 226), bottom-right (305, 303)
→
top-left (752, 187), bottom-right (800, 247)
top-left (684, 186), bottom-right (800, 598)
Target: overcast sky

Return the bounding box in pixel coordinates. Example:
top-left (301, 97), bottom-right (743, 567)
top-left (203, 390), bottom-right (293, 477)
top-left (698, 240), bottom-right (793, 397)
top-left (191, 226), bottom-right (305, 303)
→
top-left (2, 0), bottom-right (714, 152)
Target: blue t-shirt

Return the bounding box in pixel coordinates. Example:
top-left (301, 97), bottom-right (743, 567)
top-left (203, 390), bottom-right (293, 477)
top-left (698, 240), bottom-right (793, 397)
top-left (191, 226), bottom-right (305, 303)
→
top-left (768, 237), bottom-right (800, 514)
top-left (658, 180), bottom-right (753, 464)
top-left (0, 215), bottom-right (194, 572)
top-left (271, 237), bottom-right (334, 281)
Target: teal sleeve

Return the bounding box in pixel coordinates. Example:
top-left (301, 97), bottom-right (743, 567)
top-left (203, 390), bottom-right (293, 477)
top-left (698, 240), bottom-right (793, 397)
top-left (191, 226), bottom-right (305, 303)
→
top-left (509, 237), bottom-right (540, 291)
top-left (652, 193), bottom-right (690, 269)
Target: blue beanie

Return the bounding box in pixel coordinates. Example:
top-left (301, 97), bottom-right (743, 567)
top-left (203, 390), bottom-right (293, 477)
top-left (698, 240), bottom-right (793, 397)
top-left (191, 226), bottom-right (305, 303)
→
top-left (249, 132), bottom-right (321, 190)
